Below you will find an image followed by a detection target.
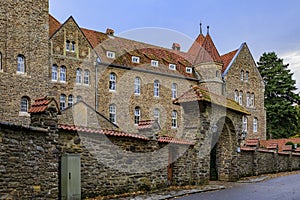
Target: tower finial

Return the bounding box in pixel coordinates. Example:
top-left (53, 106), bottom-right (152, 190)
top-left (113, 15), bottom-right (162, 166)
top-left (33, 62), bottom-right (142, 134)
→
top-left (200, 22), bottom-right (203, 35)
top-left (207, 25), bottom-right (210, 35)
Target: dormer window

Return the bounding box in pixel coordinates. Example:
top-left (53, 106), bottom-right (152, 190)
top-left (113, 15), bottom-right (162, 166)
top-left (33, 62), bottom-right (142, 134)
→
top-left (106, 51), bottom-right (115, 59)
top-left (151, 60), bottom-right (158, 67)
top-left (132, 56), bottom-right (140, 63)
top-left (186, 67), bottom-right (192, 73)
top-left (169, 64), bottom-right (176, 70)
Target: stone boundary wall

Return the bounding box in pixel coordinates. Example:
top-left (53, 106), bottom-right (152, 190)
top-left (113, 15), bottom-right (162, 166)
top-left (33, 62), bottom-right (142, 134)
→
top-left (238, 149), bottom-right (300, 177)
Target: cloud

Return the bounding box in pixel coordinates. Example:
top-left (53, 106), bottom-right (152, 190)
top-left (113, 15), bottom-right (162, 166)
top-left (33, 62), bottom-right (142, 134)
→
top-left (281, 51), bottom-right (300, 93)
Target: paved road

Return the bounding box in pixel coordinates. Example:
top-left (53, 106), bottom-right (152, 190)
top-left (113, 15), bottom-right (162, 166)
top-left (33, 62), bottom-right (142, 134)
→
top-left (176, 174), bottom-right (300, 200)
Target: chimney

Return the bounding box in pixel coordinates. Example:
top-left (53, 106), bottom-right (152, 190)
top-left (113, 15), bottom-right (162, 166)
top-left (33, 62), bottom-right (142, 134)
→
top-left (172, 42), bottom-right (181, 51)
top-left (106, 28), bottom-right (115, 36)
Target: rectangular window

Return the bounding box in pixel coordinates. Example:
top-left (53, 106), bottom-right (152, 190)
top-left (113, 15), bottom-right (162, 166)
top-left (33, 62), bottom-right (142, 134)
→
top-left (84, 70), bottom-right (89, 85)
top-left (76, 69), bottom-right (82, 84)
top-left (109, 73), bottom-right (116, 91)
top-left (239, 91), bottom-right (243, 105)
top-left (134, 77), bottom-right (141, 95)
top-left (106, 51), bottom-right (115, 59)
top-left (169, 64), bottom-right (176, 70)
top-left (151, 60), bottom-right (158, 67)
top-left (253, 118), bottom-right (258, 133)
top-left (132, 56), bottom-right (140, 63)
top-left (60, 67), bottom-right (66, 82)
top-left (52, 65), bottom-right (58, 81)
top-left (20, 98), bottom-right (28, 113)
top-left (109, 105), bottom-right (116, 124)
top-left (154, 80), bottom-right (159, 97)
top-left (17, 56), bottom-right (25, 73)
top-left (242, 116), bottom-right (248, 132)
top-left (172, 111), bottom-right (177, 128)
top-left (134, 107), bottom-right (140, 125)
top-left (172, 83), bottom-right (177, 99)
top-left (186, 67), bottom-right (192, 73)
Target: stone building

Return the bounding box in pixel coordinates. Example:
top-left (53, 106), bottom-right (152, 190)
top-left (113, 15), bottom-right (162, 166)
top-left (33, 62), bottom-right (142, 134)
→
top-left (0, 0), bottom-right (267, 190)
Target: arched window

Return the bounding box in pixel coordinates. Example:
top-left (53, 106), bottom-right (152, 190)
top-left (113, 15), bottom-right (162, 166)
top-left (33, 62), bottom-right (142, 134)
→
top-left (84, 69), bottom-right (90, 85)
top-left (109, 104), bottom-right (116, 124)
top-left (239, 91), bottom-right (243, 105)
top-left (60, 66), bottom-right (66, 82)
top-left (109, 73), bottom-right (116, 91)
top-left (51, 65), bottom-right (58, 81)
top-left (76, 95), bottom-right (82, 102)
top-left (76, 68), bottom-right (82, 84)
top-left (154, 80), bottom-right (159, 97)
top-left (71, 41), bottom-right (76, 52)
top-left (234, 90), bottom-right (239, 102)
top-left (242, 116), bottom-right (248, 132)
top-left (134, 77), bottom-right (141, 95)
top-left (172, 110), bottom-right (177, 128)
top-left (20, 96), bottom-right (29, 113)
top-left (246, 92), bottom-right (250, 107)
top-left (134, 106), bottom-right (141, 125)
top-left (154, 108), bottom-right (160, 123)
top-left (17, 55), bottom-right (25, 73)
top-left (172, 83), bottom-right (177, 99)
top-left (245, 71), bottom-right (249, 81)
top-left (60, 94), bottom-right (66, 110)
top-left (251, 93), bottom-right (255, 107)
top-left (253, 117), bottom-right (258, 133)
top-left (240, 70), bottom-right (244, 81)
top-left (68, 95), bottom-right (73, 107)
top-left (66, 40), bottom-right (70, 51)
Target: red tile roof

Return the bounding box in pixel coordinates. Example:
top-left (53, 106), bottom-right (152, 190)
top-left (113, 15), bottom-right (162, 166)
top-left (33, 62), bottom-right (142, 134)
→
top-left (49, 14), bottom-right (61, 37)
top-left (173, 85), bottom-right (250, 115)
top-left (245, 139), bottom-right (259, 147)
top-left (58, 124), bottom-right (150, 140)
top-left (138, 120), bottom-right (157, 130)
top-left (260, 138), bottom-right (300, 152)
top-left (188, 33), bottom-right (205, 58)
top-left (221, 49), bottom-right (238, 73)
top-left (29, 96), bottom-right (60, 114)
top-left (158, 137), bottom-right (194, 145)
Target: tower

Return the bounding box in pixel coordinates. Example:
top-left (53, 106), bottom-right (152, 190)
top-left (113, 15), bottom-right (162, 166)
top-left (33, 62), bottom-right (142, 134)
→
top-left (0, 0), bottom-right (49, 125)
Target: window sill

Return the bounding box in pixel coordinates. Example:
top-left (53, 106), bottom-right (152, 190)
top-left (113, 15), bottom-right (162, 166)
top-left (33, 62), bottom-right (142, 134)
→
top-left (109, 89), bottom-right (116, 92)
top-left (19, 112), bottom-right (30, 117)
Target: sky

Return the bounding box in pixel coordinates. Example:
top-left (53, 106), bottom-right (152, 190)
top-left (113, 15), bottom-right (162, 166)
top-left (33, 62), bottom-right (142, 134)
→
top-left (49, 0), bottom-right (300, 92)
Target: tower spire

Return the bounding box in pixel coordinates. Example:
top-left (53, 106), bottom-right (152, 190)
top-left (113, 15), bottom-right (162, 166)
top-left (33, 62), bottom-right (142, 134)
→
top-left (207, 25), bottom-right (210, 35)
top-left (200, 22), bottom-right (203, 35)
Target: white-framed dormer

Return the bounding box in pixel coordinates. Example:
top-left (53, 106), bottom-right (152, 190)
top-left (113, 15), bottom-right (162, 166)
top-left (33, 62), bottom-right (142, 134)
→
top-left (106, 51), bottom-right (115, 59)
top-left (169, 63), bottom-right (176, 70)
top-left (151, 60), bottom-right (159, 67)
top-left (186, 67), bottom-right (192, 74)
top-left (132, 56), bottom-right (140, 63)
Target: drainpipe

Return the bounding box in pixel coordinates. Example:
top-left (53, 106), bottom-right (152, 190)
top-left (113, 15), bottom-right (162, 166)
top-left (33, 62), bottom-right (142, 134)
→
top-left (95, 57), bottom-right (101, 110)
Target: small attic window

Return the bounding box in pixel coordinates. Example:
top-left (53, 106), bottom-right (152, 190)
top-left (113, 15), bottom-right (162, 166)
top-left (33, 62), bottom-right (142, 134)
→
top-left (169, 64), bottom-right (176, 70)
top-left (106, 51), bottom-right (115, 59)
top-left (186, 67), bottom-right (192, 73)
top-left (151, 60), bottom-right (158, 67)
top-left (132, 56), bottom-right (140, 63)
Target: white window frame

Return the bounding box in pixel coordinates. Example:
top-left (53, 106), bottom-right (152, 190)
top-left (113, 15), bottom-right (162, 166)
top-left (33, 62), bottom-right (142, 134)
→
top-left (51, 65), bottom-right (58, 81)
top-left (250, 93), bottom-right (255, 107)
top-left (234, 90), bottom-right (239, 102)
top-left (172, 83), bottom-right (177, 99)
top-left (71, 41), bottom-right (76, 52)
top-left (151, 60), bottom-right (159, 67)
top-left (253, 118), bottom-right (258, 133)
top-left (154, 108), bottom-right (160, 123)
top-left (83, 69), bottom-right (90, 85)
top-left (239, 91), bottom-right (243, 105)
top-left (76, 68), bottom-right (82, 84)
top-left (109, 73), bottom-right (116, 91)
top-left (172, 110), bottom-right (177, 128)
top-left (60, 94), bottom-right (66, 111)
top-left (134, 77), bottom-right (141, 95)
top-left (240, 70), bottom-right (244, 81)
top-left (60, 66), bottom-right (66, 82)
top-left (106, 51), bottom-right (115, 59)
top-left (169, 64), bottom-right (176, 70)
top-left (109, 104), bottom-right (117, 124)
top-left (132, 56), bottom-right (140, 63)
top-left (20, 97), bottom-right (29, 113)
top-left (134, 107), bottom-right (141, 125)
top-left (246, 92), bottom-right (250, 107)
top-left (186, 67), bottom-right (192, 73)
top-left (242, 116), bottom-right (248, 132)
top-left (245, 71), bottom-right (249, 81)
top-left (17, 55), bottom-right (25, 74)
top-left (154, 80), bottom-right (159, 97)
top-left (68, 95), bottom-right (73, 107)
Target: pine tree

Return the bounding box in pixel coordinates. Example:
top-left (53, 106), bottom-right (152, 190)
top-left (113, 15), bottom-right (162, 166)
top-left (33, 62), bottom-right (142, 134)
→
top-left (257, 52), bottom-right (300, 139)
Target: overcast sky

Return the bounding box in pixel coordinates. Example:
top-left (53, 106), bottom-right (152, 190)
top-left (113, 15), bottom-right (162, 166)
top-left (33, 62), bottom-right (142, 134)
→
top-left (49, 0), bottom-right (300, 92)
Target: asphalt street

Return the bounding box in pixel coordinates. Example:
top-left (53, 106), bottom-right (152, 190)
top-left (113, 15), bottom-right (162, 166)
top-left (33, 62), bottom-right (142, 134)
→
top-left (176, 173), bottom-right (300, 200)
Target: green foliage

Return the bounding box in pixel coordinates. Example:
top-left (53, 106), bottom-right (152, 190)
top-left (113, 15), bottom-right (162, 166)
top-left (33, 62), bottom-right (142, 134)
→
top-left (257, 52), bottom-right (300, 139)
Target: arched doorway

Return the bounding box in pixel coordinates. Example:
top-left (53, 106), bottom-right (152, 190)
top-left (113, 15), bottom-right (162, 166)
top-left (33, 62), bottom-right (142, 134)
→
top-left (210, 117), bottom-right (238, 181)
